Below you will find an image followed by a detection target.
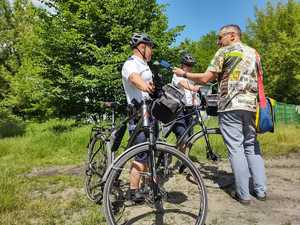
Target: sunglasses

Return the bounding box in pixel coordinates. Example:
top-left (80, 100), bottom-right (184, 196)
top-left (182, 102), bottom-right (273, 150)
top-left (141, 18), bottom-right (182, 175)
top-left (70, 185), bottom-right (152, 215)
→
top-left (218, 32), bottom-right (234, 40)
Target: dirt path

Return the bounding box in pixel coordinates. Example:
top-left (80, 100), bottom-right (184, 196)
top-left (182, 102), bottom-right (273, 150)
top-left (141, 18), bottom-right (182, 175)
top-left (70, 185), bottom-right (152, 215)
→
top-left (200, 151), bottom-right (300, 225)
top-left (26, 152), bottom-right (300, 225)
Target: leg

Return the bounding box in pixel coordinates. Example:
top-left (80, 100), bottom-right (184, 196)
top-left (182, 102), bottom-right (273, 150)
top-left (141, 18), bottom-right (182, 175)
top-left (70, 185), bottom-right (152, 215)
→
top-left (172, 111), bottom-right (188, 153)
top-left (243, 111), bottom-right (267, 197)
top-left (184, 110), bottom-right (193, 136)
top-left (128, 118), bottom-right (149, 201)
top-left (219, 111), bottom-right (251, 200)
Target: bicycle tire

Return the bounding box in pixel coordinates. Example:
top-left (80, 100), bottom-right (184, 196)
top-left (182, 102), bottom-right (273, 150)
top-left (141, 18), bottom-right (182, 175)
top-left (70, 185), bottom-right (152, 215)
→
top-left (103, 142), bottom-right (208, 225)
top-left (186, 128), bottom-right (223, 161)
top-left (85, 133), bottom-right (107, 203)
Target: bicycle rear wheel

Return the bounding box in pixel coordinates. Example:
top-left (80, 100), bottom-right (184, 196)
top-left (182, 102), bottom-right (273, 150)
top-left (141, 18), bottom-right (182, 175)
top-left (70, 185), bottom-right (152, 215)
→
top-left (85, 133), bottom-right (107, 203)
top-left (103, 143), bottom-right (207, 225)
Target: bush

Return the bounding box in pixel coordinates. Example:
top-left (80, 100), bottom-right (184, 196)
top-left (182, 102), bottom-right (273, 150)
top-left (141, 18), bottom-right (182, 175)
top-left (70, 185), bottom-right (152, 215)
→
top-left (0, 109), bottom-right (25, 138)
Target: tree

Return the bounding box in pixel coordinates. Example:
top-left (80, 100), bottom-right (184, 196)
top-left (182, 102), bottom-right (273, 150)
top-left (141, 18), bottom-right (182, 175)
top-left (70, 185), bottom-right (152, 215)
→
top-left (38, 0), bottom-right (182, 117)
top-left (246, 0), bottom-right (300, 104)
top-left (177, 32), bottom-right (219, 73)
top-left (0, 0), bottom-right (53, 119)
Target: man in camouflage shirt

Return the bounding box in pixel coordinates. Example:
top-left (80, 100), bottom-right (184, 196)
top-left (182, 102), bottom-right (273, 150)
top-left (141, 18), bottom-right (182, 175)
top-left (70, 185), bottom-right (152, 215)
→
top-left (173, 24), bottom-right (267, 205)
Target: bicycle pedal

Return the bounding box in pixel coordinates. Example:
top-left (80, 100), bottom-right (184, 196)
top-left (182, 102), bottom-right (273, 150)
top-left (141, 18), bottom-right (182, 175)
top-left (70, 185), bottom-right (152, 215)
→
top-left (85, 168), bottom-right (92, 176)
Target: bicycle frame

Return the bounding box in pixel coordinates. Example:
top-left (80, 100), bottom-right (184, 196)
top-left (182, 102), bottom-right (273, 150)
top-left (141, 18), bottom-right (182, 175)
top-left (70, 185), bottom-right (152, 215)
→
top-left (102, 100), bottom-right (165, 205)
top-left (163, 105), bottom-right (221, 157)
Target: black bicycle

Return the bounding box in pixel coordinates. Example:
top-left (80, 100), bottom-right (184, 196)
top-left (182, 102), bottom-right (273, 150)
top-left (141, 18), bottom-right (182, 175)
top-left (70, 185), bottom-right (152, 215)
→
top-left (85, 101), bottom-right (147, 203)
top-left (161, 91), bottom-right (224, 164)
top-left (102, 100), bottom-right (208, 225)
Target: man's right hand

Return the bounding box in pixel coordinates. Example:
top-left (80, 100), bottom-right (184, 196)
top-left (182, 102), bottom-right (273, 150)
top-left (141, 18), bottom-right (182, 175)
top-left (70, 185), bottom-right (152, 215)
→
top-left (129, 73), bottom-right (155, 94)
top-left (142, 81), bottom-right (155, 93)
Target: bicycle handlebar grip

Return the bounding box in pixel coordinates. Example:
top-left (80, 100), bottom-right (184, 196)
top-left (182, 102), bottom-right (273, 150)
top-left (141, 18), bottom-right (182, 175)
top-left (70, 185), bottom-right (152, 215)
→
top-left (102, 101), bottom-right (119, 108)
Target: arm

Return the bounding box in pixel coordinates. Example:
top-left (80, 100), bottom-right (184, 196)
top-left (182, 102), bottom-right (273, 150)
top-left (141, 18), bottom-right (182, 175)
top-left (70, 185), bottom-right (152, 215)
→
top-left (173, 48), bottom-right (224, 84)
top-left (173, 68), bottom-right (217, 84)
top-left (178, 80), bottom-right (200, 92)
top-left (128, 73), bottom-right (154, 93)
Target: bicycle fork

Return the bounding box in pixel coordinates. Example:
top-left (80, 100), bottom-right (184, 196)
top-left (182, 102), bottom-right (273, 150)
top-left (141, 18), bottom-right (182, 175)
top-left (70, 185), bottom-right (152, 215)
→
top-left (196, 110), bottom-right (219, 161)
top-left (142, 101), bottom-right (163, 211)
top-left (147, 129), bottom-right (164, 211)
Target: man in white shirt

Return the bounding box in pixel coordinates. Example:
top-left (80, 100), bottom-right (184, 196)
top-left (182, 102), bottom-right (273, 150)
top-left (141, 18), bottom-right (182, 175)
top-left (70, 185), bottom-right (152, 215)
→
top-left (121, 32), bottom-right (154, 203)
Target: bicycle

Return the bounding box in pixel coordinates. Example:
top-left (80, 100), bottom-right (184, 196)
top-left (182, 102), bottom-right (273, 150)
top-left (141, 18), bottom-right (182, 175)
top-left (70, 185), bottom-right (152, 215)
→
top-left (102, 99), bottom-right (208, 225)
top-left (161, 90), bottom-right (223, 164)
top-left (85, 101), bottom-right (149, 203)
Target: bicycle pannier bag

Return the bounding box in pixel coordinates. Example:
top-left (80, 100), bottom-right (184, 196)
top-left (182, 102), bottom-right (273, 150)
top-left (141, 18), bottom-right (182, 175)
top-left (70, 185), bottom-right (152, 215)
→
top-left (206, 94), bottom-right (218, 116)
top-left (151, 84), bottom-right (184, 124)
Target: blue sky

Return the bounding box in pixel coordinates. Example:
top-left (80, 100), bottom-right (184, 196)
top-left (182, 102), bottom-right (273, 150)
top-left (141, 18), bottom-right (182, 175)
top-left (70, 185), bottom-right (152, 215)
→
top-left (157, 0), bottom-right (288, 44)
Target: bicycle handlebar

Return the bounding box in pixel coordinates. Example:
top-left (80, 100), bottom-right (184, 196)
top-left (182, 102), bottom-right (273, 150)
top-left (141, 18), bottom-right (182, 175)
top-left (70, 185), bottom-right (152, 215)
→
top-left (101, 101), bottom-right (121, 109)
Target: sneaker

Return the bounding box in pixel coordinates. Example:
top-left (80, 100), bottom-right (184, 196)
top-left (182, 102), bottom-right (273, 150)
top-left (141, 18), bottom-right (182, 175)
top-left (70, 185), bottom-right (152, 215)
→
top-left (178, 164), bottom-right (187, 174)
top-left (129, 189), bottom-right (145, 204)
top-left (254, 192), bottom-right (267, 201)
top-left (231, 191), bottom-right (251, 206)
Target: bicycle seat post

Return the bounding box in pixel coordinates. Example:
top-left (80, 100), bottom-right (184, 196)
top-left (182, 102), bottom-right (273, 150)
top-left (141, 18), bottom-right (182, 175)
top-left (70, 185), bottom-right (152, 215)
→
top-left (111, 108), bottom-right (115, 129)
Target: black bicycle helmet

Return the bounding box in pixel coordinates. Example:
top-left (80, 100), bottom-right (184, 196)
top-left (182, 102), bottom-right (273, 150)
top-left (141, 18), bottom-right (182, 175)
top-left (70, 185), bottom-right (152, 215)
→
top-left (181, 53), bottom-right (196, 66)
top-left (130, 33), bottom-right (154, 48)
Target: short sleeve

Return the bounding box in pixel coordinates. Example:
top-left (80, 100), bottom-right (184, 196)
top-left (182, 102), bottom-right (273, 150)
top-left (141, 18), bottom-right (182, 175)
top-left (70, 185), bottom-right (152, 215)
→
top-left (172, 74), bottom-right (185, 87)
top-left (206, 48), bottom-right (225, 73)
top-left (122, 60), bottom-right (139, 81)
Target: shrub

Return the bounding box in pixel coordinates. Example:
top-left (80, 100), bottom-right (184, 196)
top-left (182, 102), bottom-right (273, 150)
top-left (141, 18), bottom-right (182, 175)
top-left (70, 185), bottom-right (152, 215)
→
top-left (0, 109), bottom-right (25, 138)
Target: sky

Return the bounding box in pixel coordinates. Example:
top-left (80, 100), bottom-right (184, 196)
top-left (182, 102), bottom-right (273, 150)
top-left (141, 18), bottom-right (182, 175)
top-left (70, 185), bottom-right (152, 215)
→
top-left (8, 0), bottom-right (290, 44)
top-left (156, 0), bottom-right (289, 44)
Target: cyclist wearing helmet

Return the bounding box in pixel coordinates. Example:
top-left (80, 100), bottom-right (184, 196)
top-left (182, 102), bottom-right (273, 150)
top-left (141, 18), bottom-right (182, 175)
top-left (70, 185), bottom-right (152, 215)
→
top-left (169, 53), bottom-right (201, 146)
top-left (122, 32), bottom-right (155, 203)
top-left (172, 53), bottom-right (200, 106)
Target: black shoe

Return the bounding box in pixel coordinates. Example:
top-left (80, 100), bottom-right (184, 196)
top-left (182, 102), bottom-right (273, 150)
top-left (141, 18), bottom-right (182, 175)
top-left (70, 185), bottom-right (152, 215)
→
top-left (231, 191), bottom-right (251, 205)
top-left (179, 164), bottom-right (186, 174)
top-left (129, 189), bottom-right (145, 204)
top-left (254, 192), bottom-right (267, 201)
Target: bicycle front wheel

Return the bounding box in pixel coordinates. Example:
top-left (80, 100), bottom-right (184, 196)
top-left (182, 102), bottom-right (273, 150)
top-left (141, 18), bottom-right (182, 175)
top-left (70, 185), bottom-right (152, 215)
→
top-left (187, 127), bottom-right (224, 161)
top-left (103, 143), bottom-right (207, 225)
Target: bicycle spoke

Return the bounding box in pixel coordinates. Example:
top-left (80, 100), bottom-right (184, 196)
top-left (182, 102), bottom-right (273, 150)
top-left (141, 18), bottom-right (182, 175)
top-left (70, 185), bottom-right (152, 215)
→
top-left (103, 144), bottom-right (207, 225)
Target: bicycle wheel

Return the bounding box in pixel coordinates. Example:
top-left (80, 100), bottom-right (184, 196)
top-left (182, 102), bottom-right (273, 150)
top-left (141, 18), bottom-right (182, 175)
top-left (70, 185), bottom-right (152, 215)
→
top-left (85, 133), bottom-right (107, 203)
top-left (187, 127), bottom-right (224, 161)
top-left (103, 143), bottom-right (207, 225)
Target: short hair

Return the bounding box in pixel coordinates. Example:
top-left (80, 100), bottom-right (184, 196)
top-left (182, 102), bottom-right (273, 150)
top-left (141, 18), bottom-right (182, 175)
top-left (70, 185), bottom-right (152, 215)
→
top-left (220, 24), bottom-right (242, 38)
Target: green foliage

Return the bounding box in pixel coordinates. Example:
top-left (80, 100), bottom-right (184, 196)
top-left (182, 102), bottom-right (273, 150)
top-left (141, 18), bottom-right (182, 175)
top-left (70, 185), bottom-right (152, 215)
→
top-left (177, 32), bottom-right (219, 73)
top-left (0, 0), bottom-right (182, 119)
top-left (0, 107), bottom-right (25, 137)
top-left (0, 0), bottom-right (53, 118)
top-left (246, 0), bottom-right (300, 104)
top-left (37, 0), bottom-right (182, 117)
top-left (0, 0), bottom-right (299, 120)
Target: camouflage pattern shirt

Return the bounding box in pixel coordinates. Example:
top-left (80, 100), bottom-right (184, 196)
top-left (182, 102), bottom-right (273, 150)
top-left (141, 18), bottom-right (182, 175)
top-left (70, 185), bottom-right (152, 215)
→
top-left (206, 42), bottom-right (259, 112)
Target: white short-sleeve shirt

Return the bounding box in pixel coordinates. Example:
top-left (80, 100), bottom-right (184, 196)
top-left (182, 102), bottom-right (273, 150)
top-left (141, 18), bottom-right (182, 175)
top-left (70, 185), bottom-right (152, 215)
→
top-left (122, 55), bottom-right (153, 104)
top-left (172, 74), bottom-right (199, 106)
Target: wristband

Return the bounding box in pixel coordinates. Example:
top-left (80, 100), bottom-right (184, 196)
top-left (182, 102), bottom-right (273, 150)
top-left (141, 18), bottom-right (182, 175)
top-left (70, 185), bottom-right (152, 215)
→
top-left (183, 72), bottom-right (187, 78)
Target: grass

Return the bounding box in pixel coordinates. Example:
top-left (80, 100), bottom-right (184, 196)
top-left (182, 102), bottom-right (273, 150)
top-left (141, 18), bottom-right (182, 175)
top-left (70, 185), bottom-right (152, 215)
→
top-left (0, 118), bottom-right (299, 225)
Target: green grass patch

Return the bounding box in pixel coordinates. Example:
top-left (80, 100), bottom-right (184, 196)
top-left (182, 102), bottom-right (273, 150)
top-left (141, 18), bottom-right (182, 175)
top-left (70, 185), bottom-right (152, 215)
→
top-left (0, 119), bottom-right (299, 224)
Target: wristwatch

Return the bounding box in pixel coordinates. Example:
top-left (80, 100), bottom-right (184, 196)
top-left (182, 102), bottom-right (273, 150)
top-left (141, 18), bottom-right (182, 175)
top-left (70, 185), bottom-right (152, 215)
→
top-left (183, 72), bottom-right (187, 78)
